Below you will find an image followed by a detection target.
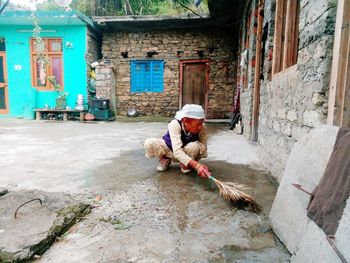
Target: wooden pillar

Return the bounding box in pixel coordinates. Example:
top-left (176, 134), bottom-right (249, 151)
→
top-left (272, 0), bottom-right (285, 74)
top-left (282, 0), bottom-right (298, 69)
top-left (35, 111), bottom-right (41, 120)
top-left (251, 0), bottom-right (265, 141)
top-left (80, 111), bottom-right (85, 121)
top-left (327, 0), bottom-right (350, 127)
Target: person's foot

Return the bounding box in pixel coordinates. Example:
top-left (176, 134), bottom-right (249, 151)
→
top-left (180, 163), bottom-right (192, 174)
top-left (157, 157), bottom-right (171, 172)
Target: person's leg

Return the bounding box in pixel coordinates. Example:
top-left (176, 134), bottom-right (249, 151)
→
top-left (180, 141), bottom-right (207, 173)
top-left (144, 138), bottom-right (173, 172)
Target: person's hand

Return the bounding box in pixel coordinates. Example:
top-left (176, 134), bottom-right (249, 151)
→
top-left (196, 163), bottom-right (211, 178)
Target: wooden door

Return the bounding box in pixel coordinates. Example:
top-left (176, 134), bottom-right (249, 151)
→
top-left (0, 48), bottom-right (8, 114)
top-left (179, 60), bottom-right (209, 112)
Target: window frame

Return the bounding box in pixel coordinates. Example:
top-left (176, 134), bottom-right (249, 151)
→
top-left (30, 38), bottom-right (63, 90)
top-left (130, 60), bottom-right (164, 93)
top-left (272, 0), bottom-right (300, 75)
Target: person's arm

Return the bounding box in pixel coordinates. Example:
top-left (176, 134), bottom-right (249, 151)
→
top-left (188, 159), bottom-right (211, 178)
top-left (191, 124), bottom-right (210, 177)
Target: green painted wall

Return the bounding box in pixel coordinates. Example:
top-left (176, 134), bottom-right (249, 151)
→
top-left (0, 24), bottom-right (88, 119)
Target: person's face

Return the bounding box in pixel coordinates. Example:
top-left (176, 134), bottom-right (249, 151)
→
top-left (182, 118), bottom-right (204, 134)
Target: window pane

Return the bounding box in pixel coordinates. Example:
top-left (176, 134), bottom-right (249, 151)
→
top-left (36, 58), bottom-right (47, 87)
top-left (34, 41), bottom-right (46, 53)
top-left (50, 40), bottom-right (62, 52)
top-left (0, 56), bottom-right (4, 83)
top-left (0, 87), bottom-right (5, 109)
top-left (0, 38), bottom-right (5, 52)
top-left (131, 60), bottom-right (164, 92)
top-left (52, 57), bottom-right (62, 86)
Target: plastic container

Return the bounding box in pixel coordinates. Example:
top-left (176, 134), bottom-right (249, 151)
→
top-left (92, 98), bottom-right (110, 109)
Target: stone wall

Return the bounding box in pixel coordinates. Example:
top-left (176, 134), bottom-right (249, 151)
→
top-left (235, 0), bottom-right (337, 180)
top-left (86, 28), bottom-right (102, 102)
top-left (101, 30), bottom-right (236, 117)
top-left (257, 0), bottom-right (337, 181)
top-left (95, 63), bottom-right (116, 115)
top-left (86, 29), bottom-right (101, 64)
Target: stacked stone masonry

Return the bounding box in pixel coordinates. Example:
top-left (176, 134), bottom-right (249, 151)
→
top-left (238, 0), bottom-right (337, 181)
top-left (101, 30), bottom-right (237, 117)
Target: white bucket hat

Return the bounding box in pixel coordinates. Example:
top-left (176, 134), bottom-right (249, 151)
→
top-left (175, 104), bottom-right (205, 120)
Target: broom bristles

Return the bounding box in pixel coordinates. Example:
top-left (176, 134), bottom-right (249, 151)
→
top-left (211, 177), bottom-right (261, 213)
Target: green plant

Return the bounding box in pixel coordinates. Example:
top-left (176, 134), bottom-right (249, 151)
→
top-left (48, 76), bottom-right (68, 100)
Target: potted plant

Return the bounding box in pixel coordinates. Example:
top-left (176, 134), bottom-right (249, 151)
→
top-left (48, 76), bottom-right (68, 109)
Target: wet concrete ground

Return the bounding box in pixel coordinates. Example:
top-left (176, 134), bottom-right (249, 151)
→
top-left (0, 119), bottom-right (290, 262)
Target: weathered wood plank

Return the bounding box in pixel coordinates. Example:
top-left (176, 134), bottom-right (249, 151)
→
top-left (328, 0), bottom-right (350, 127)
top-left (272, 0), bottom-right (285, 74)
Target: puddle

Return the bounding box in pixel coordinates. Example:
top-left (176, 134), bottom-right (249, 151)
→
top-left (151, 161), bottom-right (287, 261)
top-left (157, 161), bottom-right (276, 217)
top-left (37, 155), bottom-right (290, 262)
top-left (83, 149), bottom-right (158, 191)
top-left (54, 124), bottom-right (289, 261)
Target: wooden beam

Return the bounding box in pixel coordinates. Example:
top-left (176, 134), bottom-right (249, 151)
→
top-left (272, 0), bottom-right (285, 75)
top-left (327, 0), bottom-right (350, 126)
top-left (251, 0), bottom-right (264, 141)
top-left (343, 44), bottom-right (350, 127)
top-left (292, 1), bottom-right (300, 65)
top-left (335, 0), bottom-right (350, 127)
top-left (282, 0), bottom-right (298, 69)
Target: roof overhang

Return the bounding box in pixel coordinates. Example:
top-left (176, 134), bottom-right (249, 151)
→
top-left (93, 14), bottom-right (235, 32)
top-left (0, 10), bottom-right (101, 36)
top-left (0, 11), bottom-right (85, 25)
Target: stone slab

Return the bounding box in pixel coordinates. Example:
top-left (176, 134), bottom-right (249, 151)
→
top-left (335, 199), bottom-right (350, 260)
top-left (269, 125), bottom-right (350, 262)
top-left (291, 220), bottom-right (341, 263)
top-left (0, 190), bottom-right (90, 262)
top-left (269, 125), bottom-right (336, 250)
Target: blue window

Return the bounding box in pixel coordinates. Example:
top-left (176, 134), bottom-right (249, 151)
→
top-left (130, 60), bottom-right (164, 92)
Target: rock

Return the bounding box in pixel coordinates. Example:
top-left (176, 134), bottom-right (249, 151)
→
top-left (0, 187), bottom-right (8, 196)
top-left (0, 190), bottom-right (91, 262)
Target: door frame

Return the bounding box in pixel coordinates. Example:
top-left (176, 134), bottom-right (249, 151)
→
top-left (178, 59), bottom-right (210, 114)
top-left (0, 51), bottom-right (8, 114)
top-left (327, 0), bottom-right (350, 127)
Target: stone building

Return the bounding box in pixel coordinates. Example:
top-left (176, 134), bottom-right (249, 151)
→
top-left (234, 0), bottom-right (350, 181)
top-left (93, 16), bottom-right (237, 118)
top-left (92, 0), bottom-right (349, 184)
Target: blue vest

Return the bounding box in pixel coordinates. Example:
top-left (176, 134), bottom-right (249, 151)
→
top-left (162, 120), bottom-right (199, 151)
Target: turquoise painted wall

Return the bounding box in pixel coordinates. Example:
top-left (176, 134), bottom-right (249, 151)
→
top-left (0, 24), bottom-right (87, 119)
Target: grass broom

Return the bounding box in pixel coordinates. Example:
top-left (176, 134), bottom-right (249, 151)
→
top-left (208, 175), bottom-right (261, 213)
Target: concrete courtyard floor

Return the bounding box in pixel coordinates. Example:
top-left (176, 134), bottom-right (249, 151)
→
top-left (0, 119), bottom-right (290, 262)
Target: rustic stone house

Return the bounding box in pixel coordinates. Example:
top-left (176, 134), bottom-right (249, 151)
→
top-left (234, 0), bottom-right (350, 182)
top-left (92, 0), bottom-right (349, 183)
top-left (232, 0), bottom-right (350, 261)
top-left (93, 15), bottom-right (237, 119)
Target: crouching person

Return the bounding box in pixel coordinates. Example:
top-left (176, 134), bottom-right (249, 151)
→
top-left (144, 104), bottom-right (211, 178)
